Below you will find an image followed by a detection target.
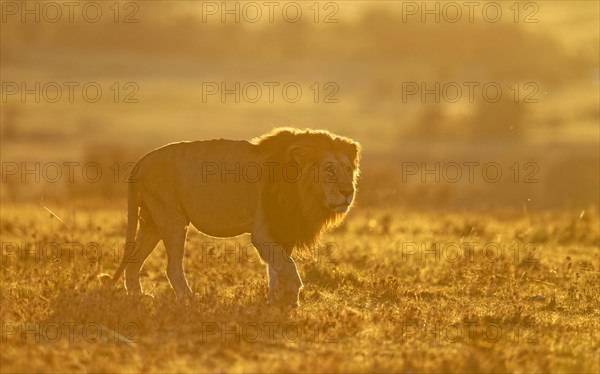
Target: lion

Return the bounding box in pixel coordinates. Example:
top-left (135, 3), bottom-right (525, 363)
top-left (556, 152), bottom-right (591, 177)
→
top-left (111, 128), bottom-right (361, 306)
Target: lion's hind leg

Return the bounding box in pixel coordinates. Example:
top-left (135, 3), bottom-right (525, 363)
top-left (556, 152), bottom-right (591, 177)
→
top-left (162, 224), bottom-right (193, 299)
top-left (124, 207), bottom-right (161, 295)
top-left (143, 199), bottom-right (193, 299)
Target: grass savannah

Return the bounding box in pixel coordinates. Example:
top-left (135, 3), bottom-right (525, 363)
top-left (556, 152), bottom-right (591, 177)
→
top-left (1, 1), bottom-right (599, 373)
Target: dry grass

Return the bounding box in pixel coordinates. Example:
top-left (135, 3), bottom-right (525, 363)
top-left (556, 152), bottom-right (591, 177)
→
top-left (1, 204), bottom-right (598, 373)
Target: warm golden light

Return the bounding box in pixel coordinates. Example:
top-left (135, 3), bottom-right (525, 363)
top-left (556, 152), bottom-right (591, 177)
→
top-left (1, 1), bottom-right (598, 373)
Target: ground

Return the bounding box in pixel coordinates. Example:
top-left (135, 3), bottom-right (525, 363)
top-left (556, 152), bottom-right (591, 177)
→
top-left (1, 204), bottom-right (598, 373)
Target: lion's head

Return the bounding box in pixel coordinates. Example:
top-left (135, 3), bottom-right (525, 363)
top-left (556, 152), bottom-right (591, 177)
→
top-left (254, 128), bottom-right (361, 248)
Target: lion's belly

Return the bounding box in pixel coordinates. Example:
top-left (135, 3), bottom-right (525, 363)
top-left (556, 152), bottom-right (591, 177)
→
top-left (174, 140), bottom-right (261, 238)
top-left (184, 185), bottom-right (259, 237)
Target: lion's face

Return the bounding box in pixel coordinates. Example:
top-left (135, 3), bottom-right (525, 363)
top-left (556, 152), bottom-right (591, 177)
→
top-left (289, 139), bottom-right (359, 217)
top-left (316, 151), bottom-right (357, 213)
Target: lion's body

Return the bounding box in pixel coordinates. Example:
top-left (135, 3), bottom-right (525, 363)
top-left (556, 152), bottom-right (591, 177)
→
top-left (134, 140), bottom-right (260, 238)
top-left (112, 128), bottom-right (361, 306)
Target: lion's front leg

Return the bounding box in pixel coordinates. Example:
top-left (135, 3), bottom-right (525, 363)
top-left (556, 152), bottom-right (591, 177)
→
top-left (268, 256), bottom-right (303, 307)
top-left (252, 238), bottom-right (303, 307)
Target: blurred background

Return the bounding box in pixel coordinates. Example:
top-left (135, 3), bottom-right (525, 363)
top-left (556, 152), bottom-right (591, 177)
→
top-left (1, 0), bottom-right (598, 210)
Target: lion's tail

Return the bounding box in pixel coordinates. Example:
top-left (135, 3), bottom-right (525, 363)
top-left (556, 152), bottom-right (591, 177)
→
top-left (112, 179), bottom-right (140, 284)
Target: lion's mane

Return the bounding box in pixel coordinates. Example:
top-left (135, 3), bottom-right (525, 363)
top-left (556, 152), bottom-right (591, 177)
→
top-left (253, 128), bottom-right (361, 248)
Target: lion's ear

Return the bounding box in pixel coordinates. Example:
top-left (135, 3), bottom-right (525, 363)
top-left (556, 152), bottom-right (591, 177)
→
top-left (289, 145), bottom-right (314, 164)
top-left (337, 139), bottom-right (361, 168)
